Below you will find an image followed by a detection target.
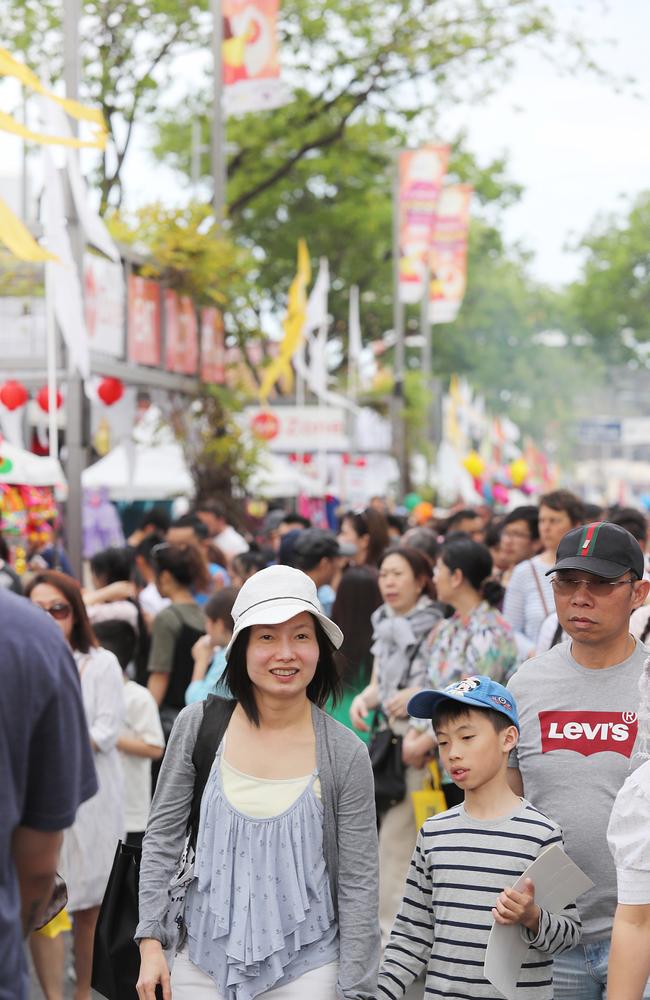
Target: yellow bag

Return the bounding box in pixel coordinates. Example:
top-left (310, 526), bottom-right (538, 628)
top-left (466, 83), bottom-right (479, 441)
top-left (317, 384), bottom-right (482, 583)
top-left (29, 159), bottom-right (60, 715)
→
top-left (36, 908), bottom-right (71, 938)
top-left (411, 760), bottom-right (447, 829)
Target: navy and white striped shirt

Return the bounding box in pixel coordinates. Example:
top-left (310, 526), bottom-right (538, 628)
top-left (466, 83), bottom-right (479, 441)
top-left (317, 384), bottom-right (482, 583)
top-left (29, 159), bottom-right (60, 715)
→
top-left (377, 800), bottom-right (580, 999)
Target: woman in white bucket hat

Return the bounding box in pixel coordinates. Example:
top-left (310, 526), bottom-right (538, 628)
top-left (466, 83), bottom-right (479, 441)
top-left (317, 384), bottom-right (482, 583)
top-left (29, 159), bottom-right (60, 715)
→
top-left (135, 565), bottom-right (380, 1000)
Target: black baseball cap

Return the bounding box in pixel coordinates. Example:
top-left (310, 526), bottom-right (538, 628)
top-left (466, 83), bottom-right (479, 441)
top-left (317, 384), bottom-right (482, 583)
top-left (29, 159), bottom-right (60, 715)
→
top-left (545, 521), bottom-right (645, 580)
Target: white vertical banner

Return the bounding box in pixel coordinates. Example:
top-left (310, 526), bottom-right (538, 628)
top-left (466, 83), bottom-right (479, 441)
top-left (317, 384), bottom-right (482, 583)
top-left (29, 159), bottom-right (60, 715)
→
top-left (42, 150), bottom-right (90, 377)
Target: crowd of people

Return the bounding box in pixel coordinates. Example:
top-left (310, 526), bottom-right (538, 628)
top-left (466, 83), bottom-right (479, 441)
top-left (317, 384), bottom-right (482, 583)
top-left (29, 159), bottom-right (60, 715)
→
top-left (2, 491), bottom-right (650, 1000)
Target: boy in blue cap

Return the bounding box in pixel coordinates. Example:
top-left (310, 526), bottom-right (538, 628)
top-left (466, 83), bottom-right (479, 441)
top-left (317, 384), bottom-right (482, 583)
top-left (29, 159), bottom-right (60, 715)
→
top-left (377, 675), bottom-right (581, 999)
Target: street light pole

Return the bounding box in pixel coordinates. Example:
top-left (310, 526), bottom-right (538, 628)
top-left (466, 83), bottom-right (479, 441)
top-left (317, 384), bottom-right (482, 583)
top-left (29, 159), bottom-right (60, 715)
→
top-left (211, 0), bottom-right (227, 222)
top-left (63, 0), bottom-right (86, 579)
top-left (391, 155), bottom-right (407, 497)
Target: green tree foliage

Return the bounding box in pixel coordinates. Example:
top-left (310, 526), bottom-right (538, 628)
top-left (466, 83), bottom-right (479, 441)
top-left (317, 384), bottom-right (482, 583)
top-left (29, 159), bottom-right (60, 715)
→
top-left (567, 191), bottom-right (650, 360)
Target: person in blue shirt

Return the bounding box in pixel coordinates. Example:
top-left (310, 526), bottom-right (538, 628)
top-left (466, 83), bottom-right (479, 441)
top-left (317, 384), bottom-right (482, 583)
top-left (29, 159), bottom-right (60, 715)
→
top-left (185, 588), bottom-right (237, 704)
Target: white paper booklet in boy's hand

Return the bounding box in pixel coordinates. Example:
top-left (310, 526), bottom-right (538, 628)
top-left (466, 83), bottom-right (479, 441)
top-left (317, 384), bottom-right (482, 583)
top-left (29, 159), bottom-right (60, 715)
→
top-left (484, 844), bottom-right (593, 1000)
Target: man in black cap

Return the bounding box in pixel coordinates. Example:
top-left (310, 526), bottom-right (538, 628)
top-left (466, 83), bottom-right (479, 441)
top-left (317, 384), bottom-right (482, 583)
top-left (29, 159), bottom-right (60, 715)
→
top-left (507, 521), bottom-right (650, 999)
top-left (293, 528), bottom-right (355, 615)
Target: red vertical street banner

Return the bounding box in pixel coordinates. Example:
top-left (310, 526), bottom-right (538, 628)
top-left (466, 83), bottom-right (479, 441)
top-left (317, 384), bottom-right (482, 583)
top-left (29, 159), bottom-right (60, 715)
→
top-left (398, 144), bottom-right (450, 304)
top-left (223, 0), bottom-right (290, 115)
top-left (200, 306), bottom-right (226, 384)
top-left (127, 275), bottom-right (161, 366)
top-left (164, 290), bottom-right (199, 375)
top-left (428, 184), bottom-right (473, 324)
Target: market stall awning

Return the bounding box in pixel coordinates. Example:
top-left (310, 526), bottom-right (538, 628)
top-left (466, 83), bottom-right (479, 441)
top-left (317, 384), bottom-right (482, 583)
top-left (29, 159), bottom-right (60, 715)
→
top-left (0, 439), bottom-right (67, 488)
top-left (82, 441), bottom-right (194, 501)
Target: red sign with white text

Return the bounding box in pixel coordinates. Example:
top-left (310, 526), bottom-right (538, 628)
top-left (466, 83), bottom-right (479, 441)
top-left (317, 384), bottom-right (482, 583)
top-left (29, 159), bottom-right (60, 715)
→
top-left (200, 307), bottom-right (226, 384)
top-left (127, 275), bottom-right (161, 366)
top-left (539, 711), bottom-right (638, 758)
top-left (164, 290), bottom-right (199, 375)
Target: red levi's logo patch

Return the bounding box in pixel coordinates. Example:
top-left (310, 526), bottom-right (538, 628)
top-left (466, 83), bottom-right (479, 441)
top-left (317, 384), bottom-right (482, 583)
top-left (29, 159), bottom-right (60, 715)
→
top-left (539, 711), bottom-right (638, 758)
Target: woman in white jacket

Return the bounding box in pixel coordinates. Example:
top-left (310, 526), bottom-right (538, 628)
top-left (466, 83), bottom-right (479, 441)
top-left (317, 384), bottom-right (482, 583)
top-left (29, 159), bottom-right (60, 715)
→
top-left (27, 570), bottom-right (124, 1000)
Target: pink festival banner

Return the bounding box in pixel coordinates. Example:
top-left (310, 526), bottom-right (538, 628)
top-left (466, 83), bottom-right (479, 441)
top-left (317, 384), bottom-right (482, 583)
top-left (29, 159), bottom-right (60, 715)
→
top-left (200, 306), bottom-right (226, 384)
top-left (127, 275), bottom-right (161, 367)
top-left (428, 184), bottom-right (473, 325)
top-left (223, 0), bottom-right (290, 115)
top-left (164, 290), bottom-right (199, 375)
top-left (398, 144), bottom-right (450, 304)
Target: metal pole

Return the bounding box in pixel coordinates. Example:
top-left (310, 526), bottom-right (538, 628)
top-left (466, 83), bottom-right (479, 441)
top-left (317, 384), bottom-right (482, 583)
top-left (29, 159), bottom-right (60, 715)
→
top-left (211, 0), bottom-right (227, 222)
top-left (63, 0), bottom-right (85, 579)
top-left (191, 117), bottom-right (201, 188)
top-left (21, 88), bottom-right (29, 222)
top-left (420, 261), bottom-right (434, 478)
top-left (44, 262), bottom-right (59, 459)
top-left (391, 154), bottom-right (407, 497)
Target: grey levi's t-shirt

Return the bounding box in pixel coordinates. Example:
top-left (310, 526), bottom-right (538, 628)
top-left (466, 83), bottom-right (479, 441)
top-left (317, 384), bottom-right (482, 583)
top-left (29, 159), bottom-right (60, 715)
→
top-left (507, 638), bottom-right (648, 942)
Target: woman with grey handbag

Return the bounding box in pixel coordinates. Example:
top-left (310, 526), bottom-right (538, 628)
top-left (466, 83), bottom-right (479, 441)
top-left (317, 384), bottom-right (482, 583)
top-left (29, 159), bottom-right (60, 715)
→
top-left (349, 546), bottom-right (442, 944)
top-left (135, 564), bottom-right (380, 1000)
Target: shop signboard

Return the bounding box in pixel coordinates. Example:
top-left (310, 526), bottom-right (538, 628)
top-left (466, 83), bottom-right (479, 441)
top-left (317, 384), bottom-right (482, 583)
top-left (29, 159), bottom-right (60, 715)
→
top-left (84, 254), bottom-right (125, 357)
top-left (127, 275), bottom-right (161, 366)
top-left (246, 405), bottom-right (349, 452)
top-left (164, 290), bottom-right (199, 375)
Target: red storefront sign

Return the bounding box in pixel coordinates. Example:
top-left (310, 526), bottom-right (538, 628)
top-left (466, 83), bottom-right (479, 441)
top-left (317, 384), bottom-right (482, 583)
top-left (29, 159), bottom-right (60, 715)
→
top-left (200, 306), bottom-right (226, 384)
top-left (164, 290), bottom-right (199, 375)
top-left (127, 275), bottom-right (161, 366)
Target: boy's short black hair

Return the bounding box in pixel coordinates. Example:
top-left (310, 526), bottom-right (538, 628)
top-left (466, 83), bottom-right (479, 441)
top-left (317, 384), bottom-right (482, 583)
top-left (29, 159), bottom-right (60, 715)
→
top-left (432, 698), bottom-right (514, 735)
top-left (223, 616), bottom-right (342, 726)
top-left (93, 619), bottom-right (137, 671)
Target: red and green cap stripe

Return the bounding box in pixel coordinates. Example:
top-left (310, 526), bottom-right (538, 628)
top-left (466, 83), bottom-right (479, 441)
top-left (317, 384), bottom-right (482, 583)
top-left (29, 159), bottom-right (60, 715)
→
top-left (578, 521), bottom-right (604, 558)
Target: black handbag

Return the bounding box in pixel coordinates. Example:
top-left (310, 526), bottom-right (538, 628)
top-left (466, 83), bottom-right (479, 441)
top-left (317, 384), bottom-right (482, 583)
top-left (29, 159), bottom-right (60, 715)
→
top-left (368, 635), bottom-right (426, 816)
top-left (91, 696), bottom-right (237, 1000)
top-left (91, 841), bottom-right (141, 999)
top-left (368, 714), bottom-right (406, 815)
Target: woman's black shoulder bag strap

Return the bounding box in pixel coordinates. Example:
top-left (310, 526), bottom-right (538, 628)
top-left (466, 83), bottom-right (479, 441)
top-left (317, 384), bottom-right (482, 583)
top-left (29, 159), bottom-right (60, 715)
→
top-left (188, 695), bottom-right (237, 846)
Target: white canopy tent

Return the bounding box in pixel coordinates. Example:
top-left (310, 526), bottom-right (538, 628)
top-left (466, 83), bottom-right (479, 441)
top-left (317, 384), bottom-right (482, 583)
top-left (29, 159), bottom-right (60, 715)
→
top-left (248, 453), bottom-right (326, 499)
top-left (82, 441), bottom-right (194, 501)
top-left (0, 440), bottom-right (66, 489)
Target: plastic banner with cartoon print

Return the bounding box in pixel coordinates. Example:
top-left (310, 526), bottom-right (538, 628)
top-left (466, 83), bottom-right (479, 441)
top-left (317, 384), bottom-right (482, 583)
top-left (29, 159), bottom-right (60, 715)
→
top-left (223, 0), bottom-right (291, 115)
top-left (429, 184), bottom-right (472, 324)
top-left (398, 144), bottom-right (450, 304)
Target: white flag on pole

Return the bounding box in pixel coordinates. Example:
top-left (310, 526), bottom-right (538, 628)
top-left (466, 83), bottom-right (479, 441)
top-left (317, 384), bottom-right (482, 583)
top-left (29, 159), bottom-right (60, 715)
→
top-left (43, 100), bottom-right (120, 262)
top-left (348, 284), bottom-right (362, 362)
top-left (42, 150), bottom-right (90, 377)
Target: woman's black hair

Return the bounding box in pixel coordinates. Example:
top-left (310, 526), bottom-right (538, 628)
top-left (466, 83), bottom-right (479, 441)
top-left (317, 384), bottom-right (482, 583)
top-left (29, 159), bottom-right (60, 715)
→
top-left (539, 489), bottom-right (585, 527)
top-left (223, 616), bottom-right (342, 726)
top-left (232, 550), bottom-right (268, 579)
top-left (378, 545), bottom-right (436, 600)
top-left (90, 546), bottom-right (134, 586)
top-left (441, 535), bottom-right (504, 608)
top-left (342, 508), bottom-right (390, 567)
top-left (151, 542), bottom-right (211, 592)
top-left (331, 566), bottom-right (383, 685)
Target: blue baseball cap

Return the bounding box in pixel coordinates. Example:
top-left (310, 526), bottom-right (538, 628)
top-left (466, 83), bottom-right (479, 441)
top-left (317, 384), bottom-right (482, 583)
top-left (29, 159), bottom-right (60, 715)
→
top-left (408, 675), bottom-right (520, 730)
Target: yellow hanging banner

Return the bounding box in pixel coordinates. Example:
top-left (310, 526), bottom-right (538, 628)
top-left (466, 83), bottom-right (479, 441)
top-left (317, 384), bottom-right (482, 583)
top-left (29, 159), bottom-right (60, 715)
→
top-left (0, 110), bottom-right (105, 150)
top-left (0, 47), bottom-right (107, 148)
top-left (0, 198), bottom-right (58, 262)
top-left (259, 239), bottom-right (311, 402)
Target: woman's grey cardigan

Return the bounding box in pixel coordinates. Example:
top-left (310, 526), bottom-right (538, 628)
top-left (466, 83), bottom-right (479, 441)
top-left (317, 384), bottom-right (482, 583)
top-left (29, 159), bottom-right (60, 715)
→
top-left (135, 701), bottom-right (380, 999)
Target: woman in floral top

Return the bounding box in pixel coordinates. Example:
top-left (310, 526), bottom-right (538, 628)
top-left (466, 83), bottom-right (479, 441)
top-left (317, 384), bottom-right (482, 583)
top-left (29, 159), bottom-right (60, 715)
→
top-left (402, 535), bottom-right (518, 805)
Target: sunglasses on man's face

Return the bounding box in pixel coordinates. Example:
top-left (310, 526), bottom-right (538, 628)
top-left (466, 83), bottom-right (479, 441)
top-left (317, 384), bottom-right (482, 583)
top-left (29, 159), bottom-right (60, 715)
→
top-left (36, 601), bottom-right (72, 620)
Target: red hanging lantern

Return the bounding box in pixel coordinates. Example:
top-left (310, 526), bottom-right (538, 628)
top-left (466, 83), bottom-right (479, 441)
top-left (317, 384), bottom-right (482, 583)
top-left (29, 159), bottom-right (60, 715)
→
top-left (36, 386), bottom-right (63, 413)
top-left (0, 380), bottom-right (29, 411)
top-left (97, 376), bottom-right (124, 406)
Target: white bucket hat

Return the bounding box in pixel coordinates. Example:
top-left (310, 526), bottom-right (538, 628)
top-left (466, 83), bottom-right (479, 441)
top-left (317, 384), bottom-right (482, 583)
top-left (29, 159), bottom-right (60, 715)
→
top-left (224, 564), bottom-right (344, 659)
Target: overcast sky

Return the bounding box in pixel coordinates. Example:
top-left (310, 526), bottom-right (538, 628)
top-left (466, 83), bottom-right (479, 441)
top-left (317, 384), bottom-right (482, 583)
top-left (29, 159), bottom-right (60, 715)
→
top-left (437, 0), bottom-right (650, 286)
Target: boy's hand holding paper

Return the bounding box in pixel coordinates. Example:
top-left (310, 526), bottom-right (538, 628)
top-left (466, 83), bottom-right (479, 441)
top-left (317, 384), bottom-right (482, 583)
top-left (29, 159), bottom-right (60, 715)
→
top-left (492, 878), bottom-right (541, 935)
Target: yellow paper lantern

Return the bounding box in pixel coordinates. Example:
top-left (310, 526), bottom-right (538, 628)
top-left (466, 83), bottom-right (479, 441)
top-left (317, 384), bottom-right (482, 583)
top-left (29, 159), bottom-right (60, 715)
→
top-left (510, 458), bottom-right (529, 487)
top-left (463, 450), bottom-right (485, 479)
